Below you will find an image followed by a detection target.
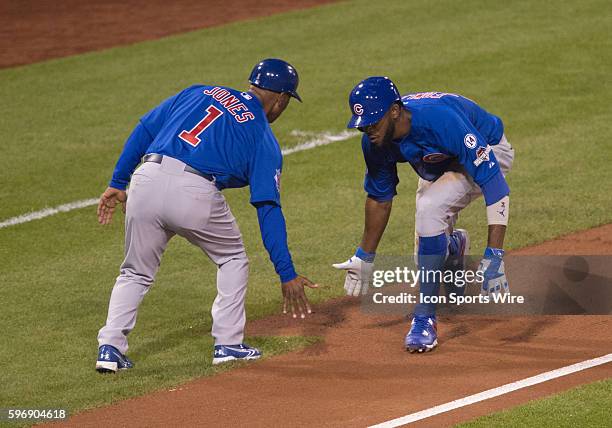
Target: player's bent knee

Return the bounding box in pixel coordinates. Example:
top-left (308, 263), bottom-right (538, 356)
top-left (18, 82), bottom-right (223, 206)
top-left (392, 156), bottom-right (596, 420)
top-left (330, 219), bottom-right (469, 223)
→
top-left (415, 197), bottom-right (447, 237)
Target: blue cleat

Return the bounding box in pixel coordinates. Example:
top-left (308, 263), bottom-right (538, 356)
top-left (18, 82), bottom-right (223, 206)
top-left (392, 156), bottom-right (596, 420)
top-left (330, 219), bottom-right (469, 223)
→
top-left (405, 315), bottom-right (438, 353)
top-left (447, 228), bottom-right (470, 270)
top-left (96, 344), bottom-right (134, 373)
top-left (212, 343), bottom-right (262, 365)
top-left (444, 229), bottom-right (471, 297)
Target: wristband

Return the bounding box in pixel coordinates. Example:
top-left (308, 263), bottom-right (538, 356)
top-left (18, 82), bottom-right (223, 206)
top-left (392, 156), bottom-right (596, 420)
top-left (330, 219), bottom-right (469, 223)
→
top-left (484, 247), bottom-right (504, 258)
top-left (486, 195), bottom-right (509, 226)
top-left (355, 247), bottom-right (375, 263)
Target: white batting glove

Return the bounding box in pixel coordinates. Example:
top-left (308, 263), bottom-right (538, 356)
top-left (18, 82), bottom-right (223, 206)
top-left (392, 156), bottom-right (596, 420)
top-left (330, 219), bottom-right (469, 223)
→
top-left (478, 247), bottom-right (509, 296)
top-left (332, 250), bottom-right (374, 296)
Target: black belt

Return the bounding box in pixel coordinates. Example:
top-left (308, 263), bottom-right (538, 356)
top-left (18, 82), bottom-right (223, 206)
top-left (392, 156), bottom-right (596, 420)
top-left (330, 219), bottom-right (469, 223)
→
top-left (142, 154), bottom-right (214, 182)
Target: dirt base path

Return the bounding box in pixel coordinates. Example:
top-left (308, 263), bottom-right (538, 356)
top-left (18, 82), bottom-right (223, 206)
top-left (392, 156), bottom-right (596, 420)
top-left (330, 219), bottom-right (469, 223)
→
top-left (0, 0), bottom-right (339, 69)
top-left (54, 225), bottom-right (612, 427)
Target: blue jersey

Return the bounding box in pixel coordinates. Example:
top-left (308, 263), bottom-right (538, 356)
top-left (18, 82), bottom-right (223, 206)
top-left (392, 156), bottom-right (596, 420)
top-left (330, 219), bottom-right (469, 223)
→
top-left (112, 85), bottom-right (283, 206)
top-left (362, 92), bottom-right (507, 204)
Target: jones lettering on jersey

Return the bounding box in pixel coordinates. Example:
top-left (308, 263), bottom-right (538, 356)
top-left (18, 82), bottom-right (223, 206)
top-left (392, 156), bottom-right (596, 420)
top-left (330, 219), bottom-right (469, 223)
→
top-left (473, 145), bottom-right (492, 166)
top-left (212, 89), bottom-right (230, 101)
top-left (219, 95), bottom-right (240, 108)
top-left (203, 87), bottom-right (222, 97)
top-left (203, 87), bottom-right (254, 123)
top-left (236, 112), bottom-right (255, 123)
top-left (227, 103), bottom-right (247, 115)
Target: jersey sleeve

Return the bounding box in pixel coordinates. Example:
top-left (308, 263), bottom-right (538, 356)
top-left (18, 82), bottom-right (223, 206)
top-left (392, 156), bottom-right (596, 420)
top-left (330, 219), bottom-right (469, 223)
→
top-left (248, 126), bottom-right (283, 206)
top-left (255, 202), bottom-right (297, 283)
top-left (362, 135), bottom-right (399, 201)
top-left (433, 107), bottom-right (509, 203)
top-left (108, 91), bottom-right (182, 190)
top-left (109, 123), bottom-right (153, 190)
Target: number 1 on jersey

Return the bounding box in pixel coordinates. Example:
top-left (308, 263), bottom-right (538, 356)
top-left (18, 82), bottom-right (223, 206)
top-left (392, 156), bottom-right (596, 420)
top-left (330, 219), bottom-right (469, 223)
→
top-left (179, 105), bottom-right (223, 147)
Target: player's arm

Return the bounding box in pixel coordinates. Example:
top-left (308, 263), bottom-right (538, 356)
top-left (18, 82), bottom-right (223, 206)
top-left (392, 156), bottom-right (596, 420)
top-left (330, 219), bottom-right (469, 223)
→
top-left (249, 128), bottom-right (318, 318)
top-left (254, 202), bottom-right (318, 318)
top-left (360, 196), bottom-right (393, 253)
top-left (99, 92), bottom-right (181, 225)
top-left (109, 92), bottom-right (181, 191)
top-left (333, 136), bottom-right (398, 296)
top-left (440, 108), bottom-right (510, 295)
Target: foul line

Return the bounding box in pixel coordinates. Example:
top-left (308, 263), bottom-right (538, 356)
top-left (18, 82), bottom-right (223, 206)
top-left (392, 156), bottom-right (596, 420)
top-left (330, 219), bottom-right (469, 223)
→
top-left (0, 130), bottom-right (358, 229)
top-left (0, 198), bottom-right (100, 229)
top-left (368, 353), bottom-right (612, 427)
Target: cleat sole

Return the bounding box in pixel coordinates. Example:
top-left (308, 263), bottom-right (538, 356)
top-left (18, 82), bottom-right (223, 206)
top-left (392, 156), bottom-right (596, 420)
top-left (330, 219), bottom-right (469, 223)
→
top-left (95, 361), bottom-right (118, 373)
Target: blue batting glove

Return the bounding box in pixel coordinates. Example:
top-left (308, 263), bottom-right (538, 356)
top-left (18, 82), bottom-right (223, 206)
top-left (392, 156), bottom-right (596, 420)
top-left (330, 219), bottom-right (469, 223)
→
top-left (478, 247), bottom-right (509, 296)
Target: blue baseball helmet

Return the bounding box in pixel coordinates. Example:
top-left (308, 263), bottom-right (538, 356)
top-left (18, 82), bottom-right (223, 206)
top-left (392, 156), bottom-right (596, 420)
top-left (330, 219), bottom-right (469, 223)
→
top-left (347, 76), bottom-right (401, 128)
top-left (249, 58), bottom-right (302, 102)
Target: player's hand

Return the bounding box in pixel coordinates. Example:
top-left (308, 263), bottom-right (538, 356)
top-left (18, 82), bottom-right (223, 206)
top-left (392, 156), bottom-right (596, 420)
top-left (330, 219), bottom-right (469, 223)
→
top-left (281, 275), bottom-right (318, 319)
top-left (478, 247), bottom-right (509, 296)
top-left (332, 255), bottom-right (374, 296)
top-left (97, 187), bottom-right (127, 225)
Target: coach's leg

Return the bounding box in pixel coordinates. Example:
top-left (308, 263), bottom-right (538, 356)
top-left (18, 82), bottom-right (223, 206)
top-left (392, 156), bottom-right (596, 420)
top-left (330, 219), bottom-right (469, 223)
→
top-left (206, 195), bottom-right (249, 346)
top-left (175, 177), bottom-right (249, 346)
top-left (98, 165), bottom-right (174, 354)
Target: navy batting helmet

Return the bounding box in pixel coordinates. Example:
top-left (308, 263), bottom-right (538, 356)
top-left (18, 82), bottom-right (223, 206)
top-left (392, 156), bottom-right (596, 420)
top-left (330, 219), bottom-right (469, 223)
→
top-left (249, 58), bottom-right (302, 102)
top-left (347, 76), bottom-right (401, 128)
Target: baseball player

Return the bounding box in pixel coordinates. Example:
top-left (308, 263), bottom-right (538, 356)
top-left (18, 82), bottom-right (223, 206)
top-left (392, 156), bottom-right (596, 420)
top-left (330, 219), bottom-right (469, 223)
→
top-left (334, 77), bottom-right (514, 353)
top-left (95, 59), bottom-right (318, 373)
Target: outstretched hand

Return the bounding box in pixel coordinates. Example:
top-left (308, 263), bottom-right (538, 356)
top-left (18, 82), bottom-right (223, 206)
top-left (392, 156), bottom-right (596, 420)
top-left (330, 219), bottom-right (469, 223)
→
top-left (97, 187), bottom-right (127, 225)
top-left (281, 275), bottom-right (318, 319)
top-left (332, 256), bottom-right (374, 296)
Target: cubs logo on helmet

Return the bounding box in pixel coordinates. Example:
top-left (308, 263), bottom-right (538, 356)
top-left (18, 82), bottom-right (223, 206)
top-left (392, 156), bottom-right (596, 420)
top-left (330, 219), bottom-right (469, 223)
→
top-left (347, 76), bottom-right (401, 129)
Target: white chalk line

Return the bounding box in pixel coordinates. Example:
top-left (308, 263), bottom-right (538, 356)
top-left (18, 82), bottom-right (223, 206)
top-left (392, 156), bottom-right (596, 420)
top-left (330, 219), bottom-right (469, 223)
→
top-left (0, 130), bottom-right (358, 229)
top-left (368, 353), bottom-right (612, 428)
top-left (0, 198), bottom-right (100, 229)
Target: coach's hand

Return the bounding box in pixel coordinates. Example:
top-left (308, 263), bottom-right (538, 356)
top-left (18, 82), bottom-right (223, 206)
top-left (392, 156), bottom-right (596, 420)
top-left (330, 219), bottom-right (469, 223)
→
top-left (97, 187), bottom-right (127, 225)
top-left (332, 253), bottom-right (374, 296)
top-left (478, 247), bottom-right (509, 296)
top-left (282, 275), bottom-right (318, 319)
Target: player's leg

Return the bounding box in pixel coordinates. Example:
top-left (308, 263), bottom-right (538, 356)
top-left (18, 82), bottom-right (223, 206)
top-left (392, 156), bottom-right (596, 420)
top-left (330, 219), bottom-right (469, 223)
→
top-left (97, 163), bottom-right (175, 371)
top-left (168, 167), bottom-right (254, 362)
top-left (406, 170), bottom-right (475, 352)
top-left (407, 136), bottom-right (514, 353)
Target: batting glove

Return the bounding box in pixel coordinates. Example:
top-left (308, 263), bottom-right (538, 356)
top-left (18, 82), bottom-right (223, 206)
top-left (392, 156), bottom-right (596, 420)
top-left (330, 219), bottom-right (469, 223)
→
top-left (478, 247), bottom-right (509, 296)
top-left (332, 248), bottom-right (374, 296)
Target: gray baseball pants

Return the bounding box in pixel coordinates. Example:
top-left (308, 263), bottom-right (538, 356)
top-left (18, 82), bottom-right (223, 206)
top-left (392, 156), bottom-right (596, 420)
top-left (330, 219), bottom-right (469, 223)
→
top-left (98, 156), bottom-right (249, 354)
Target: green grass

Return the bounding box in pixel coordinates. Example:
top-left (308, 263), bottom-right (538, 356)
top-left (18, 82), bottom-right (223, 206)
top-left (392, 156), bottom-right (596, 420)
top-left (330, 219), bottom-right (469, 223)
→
top-left (458, 378), bottom-right (612, 427)
top-left (0, 0), bottom-right (611, 419)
